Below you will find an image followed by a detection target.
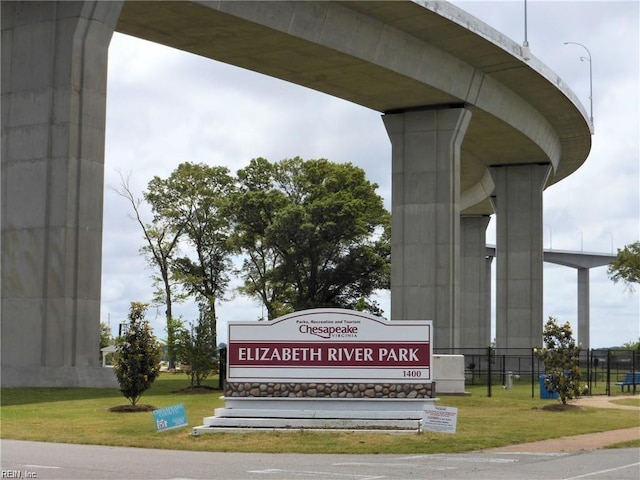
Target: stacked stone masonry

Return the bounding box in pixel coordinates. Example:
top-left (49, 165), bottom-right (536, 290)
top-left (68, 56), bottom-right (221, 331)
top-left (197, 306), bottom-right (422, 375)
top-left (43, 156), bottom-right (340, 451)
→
top-left (225, 382), bottom-right (435, 398)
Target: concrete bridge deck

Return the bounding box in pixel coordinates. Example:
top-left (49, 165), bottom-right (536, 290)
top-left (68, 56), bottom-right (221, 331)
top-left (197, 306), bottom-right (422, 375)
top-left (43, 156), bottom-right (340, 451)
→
top-left (115, 0), bottom-right (591, 215)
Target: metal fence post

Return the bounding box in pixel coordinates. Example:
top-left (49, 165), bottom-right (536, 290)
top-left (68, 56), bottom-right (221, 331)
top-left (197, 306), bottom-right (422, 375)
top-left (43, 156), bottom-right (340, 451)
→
top-left (531, 348), bottom-right (536, 398)
top-left (487, 346), bottom-right (492, 398)
top-left (219, 346), bottom-right (227, 390)
top-left (606, 349), bottom-right (611, 396)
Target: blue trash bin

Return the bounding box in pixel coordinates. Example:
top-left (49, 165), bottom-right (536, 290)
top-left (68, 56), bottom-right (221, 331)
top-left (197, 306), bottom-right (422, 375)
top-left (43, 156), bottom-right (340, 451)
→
top-left (539, 375), bottom-right (559, 399)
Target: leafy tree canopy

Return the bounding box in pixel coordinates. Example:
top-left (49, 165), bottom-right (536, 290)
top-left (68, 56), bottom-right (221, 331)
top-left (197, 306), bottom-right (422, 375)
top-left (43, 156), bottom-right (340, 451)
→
top-left (122, 157), bottom-right (391, 360)
top-left (608, 241), bottom-right (640, 292)
top-left (145, 162), bottom-right (236, 339)
top-left (230, 157), bottom-right (390, 318)
top-left (114, 172), bottom-right (185, 369)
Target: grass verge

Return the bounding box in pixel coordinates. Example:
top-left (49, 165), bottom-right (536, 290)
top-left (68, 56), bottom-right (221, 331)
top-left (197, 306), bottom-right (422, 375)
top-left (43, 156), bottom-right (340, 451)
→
top-left (1, 374), bottom-right (638, 454)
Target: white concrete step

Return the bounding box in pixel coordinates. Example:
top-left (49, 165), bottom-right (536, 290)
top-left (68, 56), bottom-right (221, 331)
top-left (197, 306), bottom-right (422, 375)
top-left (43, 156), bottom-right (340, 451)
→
top-left (212, 407), bottom-right (426, 420)
top-left (195, 416), bottom-right (422, 431)
top-left (192, 396), bottom-right (437, 435)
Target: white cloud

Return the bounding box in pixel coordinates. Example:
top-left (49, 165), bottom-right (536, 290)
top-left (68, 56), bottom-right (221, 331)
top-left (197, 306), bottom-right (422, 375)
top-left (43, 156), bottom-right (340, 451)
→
top-left (102, 1), bottom-right (639, 348)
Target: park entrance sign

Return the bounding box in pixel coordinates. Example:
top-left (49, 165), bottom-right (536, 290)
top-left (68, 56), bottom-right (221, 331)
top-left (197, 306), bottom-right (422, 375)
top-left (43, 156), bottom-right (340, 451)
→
top-left (227, 309), bottom-right (432, 383)
top-left (193, 309), bottom-right (436, 433)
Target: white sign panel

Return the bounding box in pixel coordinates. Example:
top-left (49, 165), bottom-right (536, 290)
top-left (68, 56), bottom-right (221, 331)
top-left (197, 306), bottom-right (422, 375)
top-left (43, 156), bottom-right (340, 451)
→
top-left (422, 405), bottom-right (458, 434)
top-left (227, 309), bottom-right (432, 383)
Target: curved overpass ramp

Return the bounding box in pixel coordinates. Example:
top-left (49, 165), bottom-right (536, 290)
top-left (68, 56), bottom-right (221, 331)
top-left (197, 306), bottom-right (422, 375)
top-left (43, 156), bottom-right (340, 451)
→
top-left (1, 0), bottom-right (592, 386)
top-left (116, 0), bottom-right (592, 214)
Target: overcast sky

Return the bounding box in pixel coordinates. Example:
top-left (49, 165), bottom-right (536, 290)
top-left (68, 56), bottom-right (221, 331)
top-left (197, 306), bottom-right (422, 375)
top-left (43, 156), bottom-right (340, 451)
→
top-left (102, 1), bottom-right (639, 349)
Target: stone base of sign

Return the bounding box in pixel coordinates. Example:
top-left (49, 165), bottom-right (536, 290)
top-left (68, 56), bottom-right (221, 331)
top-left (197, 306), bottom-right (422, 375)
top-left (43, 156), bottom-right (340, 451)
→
top-left (224, 382), bottom-right (436, 398)
top-left (192, 396), bottom-right (438, 435)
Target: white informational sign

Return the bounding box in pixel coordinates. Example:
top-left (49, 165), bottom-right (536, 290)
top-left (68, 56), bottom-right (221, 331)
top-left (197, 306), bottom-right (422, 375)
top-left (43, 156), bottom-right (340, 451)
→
top-left (227, 309), bottom-right (432, 383)
top-left (422, 405), bottom-right (458, 434)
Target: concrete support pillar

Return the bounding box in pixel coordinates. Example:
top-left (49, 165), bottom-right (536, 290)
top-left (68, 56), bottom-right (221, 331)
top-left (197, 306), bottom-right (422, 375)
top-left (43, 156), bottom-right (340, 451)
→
top-left (383, 106), bottom-right (472, 351)
top-left (577, 268), bottom-right (590, 349)
top-left (1, 1), bottom-right (123, 386)
top-left (460, 215), bottom-right (492, 352)
top-left (490, 164), bottom-right (552, 350)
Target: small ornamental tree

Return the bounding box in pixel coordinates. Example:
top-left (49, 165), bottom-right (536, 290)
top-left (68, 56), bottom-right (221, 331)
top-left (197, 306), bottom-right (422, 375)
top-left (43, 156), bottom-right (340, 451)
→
top-left (114, 302), bottom-right (162, 406)
top-left (174, 307), bottom-right (217, 388)
top-left (537, 317), bottom-right (583, 404)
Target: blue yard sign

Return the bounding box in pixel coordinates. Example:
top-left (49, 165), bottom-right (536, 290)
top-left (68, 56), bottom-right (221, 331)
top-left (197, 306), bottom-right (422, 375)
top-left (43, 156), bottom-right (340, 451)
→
top-left (153, 403), bottom-right (188, 432)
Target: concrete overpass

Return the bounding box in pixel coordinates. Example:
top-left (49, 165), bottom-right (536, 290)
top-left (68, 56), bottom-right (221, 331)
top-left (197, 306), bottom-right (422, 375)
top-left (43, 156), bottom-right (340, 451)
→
top-left (1, 1), bottom-right (592, 386)
top-left (543, 250), bottom-right (617, 350)
top-left (479, 247), bottom-right (616, 351)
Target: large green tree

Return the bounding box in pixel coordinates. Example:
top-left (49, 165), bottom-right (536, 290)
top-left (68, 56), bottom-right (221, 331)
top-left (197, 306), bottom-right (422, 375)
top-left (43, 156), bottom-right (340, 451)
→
top-left (608, 241), bottom-right (640, 292)
top-left (145, 162), bottom-right (235, 345)
top-left (231, 157), bottom-right (390, 318)
top-left (115, 173), bottom-right (184, 369)
top-left (231, 158), bottom-right (292, 319)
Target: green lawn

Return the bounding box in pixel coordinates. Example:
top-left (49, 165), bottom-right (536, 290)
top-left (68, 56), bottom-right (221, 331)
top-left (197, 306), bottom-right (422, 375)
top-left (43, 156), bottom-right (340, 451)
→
top-left (1, 374), bottom-right (638, 454)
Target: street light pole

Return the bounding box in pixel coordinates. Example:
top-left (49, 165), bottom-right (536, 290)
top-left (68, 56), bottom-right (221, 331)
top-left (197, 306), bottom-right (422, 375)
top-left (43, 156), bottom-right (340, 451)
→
top-left (564, 41), bottom-right (594, 132)
top-left (523, 0), bottom-right (529, 48)
top-left (521, 0), bottom-right (531, 60)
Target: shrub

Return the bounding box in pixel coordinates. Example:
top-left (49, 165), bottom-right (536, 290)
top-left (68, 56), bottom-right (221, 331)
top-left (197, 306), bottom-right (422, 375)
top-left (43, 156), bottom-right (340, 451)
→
top-left (175, 307), bottom-right (218, 388)
top-left (537, 316), bottom-right (582, 404)
top-left (113, 302), bottom-right (162, 405)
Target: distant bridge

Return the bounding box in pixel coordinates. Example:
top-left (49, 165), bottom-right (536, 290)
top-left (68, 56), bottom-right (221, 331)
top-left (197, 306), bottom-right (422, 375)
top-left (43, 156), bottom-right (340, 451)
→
top-left (484, 247), bottom-right (615, 349)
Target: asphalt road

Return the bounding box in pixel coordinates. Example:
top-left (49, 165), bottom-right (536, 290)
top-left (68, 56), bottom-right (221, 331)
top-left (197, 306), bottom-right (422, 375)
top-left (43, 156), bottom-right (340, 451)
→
top-left (1, 440), bottom-right (639, 480)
